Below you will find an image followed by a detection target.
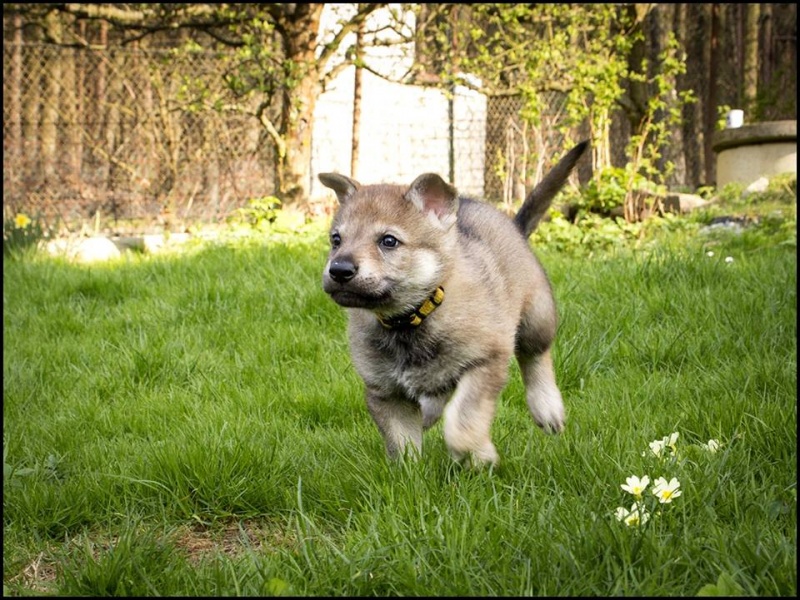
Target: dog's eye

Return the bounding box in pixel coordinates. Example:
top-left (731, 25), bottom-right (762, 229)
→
top-left (330, 233), bottom-right (341, 248)
top-left (380, 235), bottom-right (399, 248)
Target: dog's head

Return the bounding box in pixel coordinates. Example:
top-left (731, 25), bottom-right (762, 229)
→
top-left (319, 172), bottom-right (459, 317)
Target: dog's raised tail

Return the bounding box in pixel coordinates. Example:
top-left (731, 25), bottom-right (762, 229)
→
top-left (513, 140), bottom-right (589, 238)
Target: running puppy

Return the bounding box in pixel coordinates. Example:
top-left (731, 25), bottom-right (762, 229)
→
top-left (319, 141), bottom-right (588, 467)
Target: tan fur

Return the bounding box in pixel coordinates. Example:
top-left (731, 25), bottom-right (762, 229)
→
top-left (319, 141), bottom-right (588, 467)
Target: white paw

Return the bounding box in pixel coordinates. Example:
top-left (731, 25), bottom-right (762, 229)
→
top-left (529, 387), bottom-right (566, 434)
top-left (450, 442), bottom-right (499, 469)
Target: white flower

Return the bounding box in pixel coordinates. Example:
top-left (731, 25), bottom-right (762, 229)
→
top-left (725, 256), bottom-right (734, 263)
top-left (645, 432), bottom-right (678, 458)
top-left (645, 439), bottom-right (666, 457)
top-left (621, 475), bottom-right (650, 499)
top-left (706, 251), bottom-right (715, 257)
top-left (701, 439), bottom-right (721, 453)
top-left (664, 432), bottom-right (679, 453)
top-left (652, 477), bottom-right (682, 504)
top-left (615, 503), bottom-right (650, 527)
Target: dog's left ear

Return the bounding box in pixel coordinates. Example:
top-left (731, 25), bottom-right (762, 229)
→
top-left (405, 173), bottom-right (459, 230)
top-left (319, 173), bottom-right (360, 204)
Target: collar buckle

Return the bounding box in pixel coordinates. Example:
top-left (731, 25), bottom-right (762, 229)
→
top-left (377, 286), bottom-right (445, 330)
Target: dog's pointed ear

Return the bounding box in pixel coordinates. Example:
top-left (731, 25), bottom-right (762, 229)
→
top-left (405, 173), bottom-right (459, 230)
top-left (319, 173), bottom-right (360, 204)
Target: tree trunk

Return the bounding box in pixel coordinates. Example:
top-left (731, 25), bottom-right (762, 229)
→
top-left (651, 3), bottom-right (686, 188)
top-left (623, 4), bottom-right (651, 132)
top-left (770, 3), bottom-right (797, 120)
top-left (137, 36), bottom-right (158, 207)
top-left (7, 15), bottom-right (23, 203)
top-left (351, 6), bottom-right (364, 179)
top-left (677, 3), bottom-right (705, 189)
top-left (94, 21), bottom-right (109, 185)
top-left (41, 12), bottom-right (62, 185)
top-left (21, 29), bottom-right (40, 188)
top-left (275, 4), bottom-right (324, 206)
top-left (105, 47), bottom-right (124, 220)
top-left (279, 74), bottom-right (318, 206)
top-left (743, 3), bottom-right (760, 119)
top-left (760, 4), bottom-right (773, 93)
top-left (704, 3), bottom-right (720, 186)
top-left (61, 46), bottom-right (81, 188)
top-left (75, 21), bottom-right (87, 193)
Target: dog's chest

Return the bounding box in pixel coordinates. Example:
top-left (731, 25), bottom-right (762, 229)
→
top-left (364, 327), bottom-right (468, 398)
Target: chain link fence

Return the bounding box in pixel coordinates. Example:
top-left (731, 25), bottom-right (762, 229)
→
top-left (483, 93), bottom-right (572, 209)
top-left (3, 42), bottom-right (570, 231)
top-left (3, 42), bottom-right (275, 231)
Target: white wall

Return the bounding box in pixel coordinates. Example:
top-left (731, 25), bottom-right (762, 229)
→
top-left (310, 4), bottom-right (486, 201)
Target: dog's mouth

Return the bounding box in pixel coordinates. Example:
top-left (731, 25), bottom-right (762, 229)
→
top-left (325, 288), bottom-right (393, 309)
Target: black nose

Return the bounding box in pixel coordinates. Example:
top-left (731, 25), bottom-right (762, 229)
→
top-left (329, 259), bottom-right (357, 283)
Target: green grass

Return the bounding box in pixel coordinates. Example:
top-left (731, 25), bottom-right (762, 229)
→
top-left (3, 209), bottom-right (796, 596)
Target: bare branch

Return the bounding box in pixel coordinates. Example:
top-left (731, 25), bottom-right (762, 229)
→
top-left (61, 3), bottom-right (146, 24)
top-left (255, 102), bottom-right (286, 159)
top-left (51, 3), bottom-right (256, 46)
top-left (317, 3), bottom-right (385, 69)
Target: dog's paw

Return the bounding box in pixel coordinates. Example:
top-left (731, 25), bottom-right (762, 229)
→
top-left (528, 382), bottom-right (566, 434)
top-left (450, 442), bottom-right (499, 469)
top-left (531, 400), bottom-right (566, 434)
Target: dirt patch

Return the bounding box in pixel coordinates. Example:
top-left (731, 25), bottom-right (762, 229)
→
top-left (172, 518), bottom-right (297, 564)
top-left (7, 551), bottom-right (59, 595)
top-left (6, 520), bottom-right (295, 594)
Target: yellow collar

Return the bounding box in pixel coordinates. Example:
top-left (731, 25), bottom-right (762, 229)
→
top-left (377, 286), bottom-right (445, 330)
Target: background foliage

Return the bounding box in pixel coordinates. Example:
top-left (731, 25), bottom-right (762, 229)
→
top-left (2, 3), bottom-right (796, 230)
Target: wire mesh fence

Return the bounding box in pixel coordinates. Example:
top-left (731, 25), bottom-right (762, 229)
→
top-left (483, 93), bottom-right (572, 209)
top-left (3, 42), bottom-right (275, 231)
top-left (3, 41), bottom-right (571, 230)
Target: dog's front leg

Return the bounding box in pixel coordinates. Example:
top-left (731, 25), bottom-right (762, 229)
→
top-left (365, 388), bottom-right (423, 460)
top-left (442, 359), bottom-right (508, 468)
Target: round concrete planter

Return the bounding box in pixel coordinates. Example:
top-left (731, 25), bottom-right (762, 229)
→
top-left (712, 120), bottom-right (796, 188)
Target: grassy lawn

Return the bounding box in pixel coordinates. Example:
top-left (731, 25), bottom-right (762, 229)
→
top-left (3, 196), bottom-right (797, 595)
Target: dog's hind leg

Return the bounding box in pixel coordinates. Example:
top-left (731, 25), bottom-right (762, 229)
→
top-left (365, 389), bottom-right (423, 460)
top-left (517, 349), bottom-right (565, 434)
top-left (516, 293), bottom-right (565, 434)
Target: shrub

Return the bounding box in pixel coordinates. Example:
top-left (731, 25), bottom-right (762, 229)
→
top-left (227, 196), bottom-right (283, 230)
top-left (577, 166), bottom-right (663, 214)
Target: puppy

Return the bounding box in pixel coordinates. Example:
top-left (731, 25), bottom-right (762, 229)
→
top-left (319, 141), bottom-right (588, 467)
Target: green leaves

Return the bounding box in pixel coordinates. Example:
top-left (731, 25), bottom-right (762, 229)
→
top-left (228, 196), bottom-right (283, 230)
top-left (697, 572), bottom-right (746, 596)
top-left (3, 444), bottom-right (63, 488)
